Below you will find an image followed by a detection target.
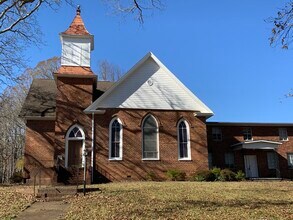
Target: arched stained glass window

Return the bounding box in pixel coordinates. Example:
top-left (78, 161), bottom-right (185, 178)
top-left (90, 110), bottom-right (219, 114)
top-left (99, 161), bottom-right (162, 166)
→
top-left (142, 115), bottom-right (159, 159)
top-left (178, 120), bottom-right (191, 160)
top-left (109, 118), bottom-right (123, 160)
top-left (69, 127), bottom-right (83, 138)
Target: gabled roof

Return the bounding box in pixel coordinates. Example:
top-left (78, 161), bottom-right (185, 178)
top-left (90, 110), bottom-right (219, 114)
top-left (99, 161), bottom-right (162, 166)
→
top-left (62, 8), bottom-right (91, 36)
top-left (19, 79), bottom-right (56, 118)
top-left (85, 52), bottom-right (213, 116)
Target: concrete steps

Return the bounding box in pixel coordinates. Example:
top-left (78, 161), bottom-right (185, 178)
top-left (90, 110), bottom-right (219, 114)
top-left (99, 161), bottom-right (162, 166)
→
top-left (36, 186), bottom-right (100, 201)
top-left (36, 186), bottom-right (78, 201)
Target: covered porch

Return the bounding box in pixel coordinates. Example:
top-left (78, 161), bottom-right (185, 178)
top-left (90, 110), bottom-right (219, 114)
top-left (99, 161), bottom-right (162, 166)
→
top-left (231, 140), bottom-right (282, 178)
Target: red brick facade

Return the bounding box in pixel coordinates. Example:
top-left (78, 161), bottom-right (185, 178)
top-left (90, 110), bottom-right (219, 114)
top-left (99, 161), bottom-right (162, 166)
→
top-left (24, 84), bottom-right (209, 184)
top-left (207, 124), bottom-right (293, 179)
top-left (24, 120), bottom-right (56, 185)
top-left (94, 110), bottom-right (208, 181)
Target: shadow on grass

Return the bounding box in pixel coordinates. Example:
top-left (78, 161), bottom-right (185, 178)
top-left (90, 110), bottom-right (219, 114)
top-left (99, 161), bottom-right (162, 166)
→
top-left (125, 199), bottom-right (293, 217)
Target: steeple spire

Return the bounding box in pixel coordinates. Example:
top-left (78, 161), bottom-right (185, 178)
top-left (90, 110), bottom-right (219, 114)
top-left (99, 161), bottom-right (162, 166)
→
top-left (62, 5), bottom-right (90, 36)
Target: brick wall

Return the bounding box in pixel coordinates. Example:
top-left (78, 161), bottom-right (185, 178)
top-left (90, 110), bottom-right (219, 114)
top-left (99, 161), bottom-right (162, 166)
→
top-left (207, 125), bottom-right (293, 178)
top-left (55, 76), bottom-right (95, 159)
top-left (54, 75), bottom-right (95, 184)
top-left (94, 109), bottom-right (209, 181)
top-left (24, 120), bottom-right (55, 184)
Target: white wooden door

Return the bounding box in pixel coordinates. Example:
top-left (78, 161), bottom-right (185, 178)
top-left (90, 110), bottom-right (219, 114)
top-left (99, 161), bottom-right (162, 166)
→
top-left (244, 155), bottom-right (259, 178)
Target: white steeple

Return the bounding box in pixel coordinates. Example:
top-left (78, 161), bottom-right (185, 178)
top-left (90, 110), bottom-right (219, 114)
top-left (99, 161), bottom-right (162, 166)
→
top-left (60, 6), bottom-right (94, 67)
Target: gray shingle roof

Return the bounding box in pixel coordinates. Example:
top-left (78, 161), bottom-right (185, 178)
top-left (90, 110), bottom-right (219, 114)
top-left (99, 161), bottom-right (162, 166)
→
top-left (20, 79), bottom-right (56, 118)
top-left (20, 79), bottom-right (114, 118)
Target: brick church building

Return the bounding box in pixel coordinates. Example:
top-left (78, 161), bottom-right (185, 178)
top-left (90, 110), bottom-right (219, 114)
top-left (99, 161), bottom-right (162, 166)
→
top-left (20, 9), bottom-right (293, 184)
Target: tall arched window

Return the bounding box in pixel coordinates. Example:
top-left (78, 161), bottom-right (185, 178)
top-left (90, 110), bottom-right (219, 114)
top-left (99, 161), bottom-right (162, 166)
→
top-left (65, 125), bottom-right (85, 168)
top-left (177, 120), bottom-right (191, 160)
top-left (142, 115), bottom-right (159, 160)
top-left (109, 118), bottom-right (123, 160)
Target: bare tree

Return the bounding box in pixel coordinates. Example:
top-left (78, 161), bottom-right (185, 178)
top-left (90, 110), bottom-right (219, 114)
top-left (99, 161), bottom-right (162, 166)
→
top-left (102, 0), bottom-right (164, 24)
top-left (97, 60), bottom-right (123, 82)
top-left (0, 1), bottom-right (67, 89)
top-left (25, 56), bottom-right (59, 80)
top-left (268, 1), bottom-right (293, 49)
top-left (0, 56), bottom-right (60, 183)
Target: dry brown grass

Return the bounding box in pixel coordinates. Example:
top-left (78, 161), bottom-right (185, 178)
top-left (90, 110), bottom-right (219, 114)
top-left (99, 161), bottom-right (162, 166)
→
top-left (65, 181), bottom-right (293, 220)
top-left (0, 185), bottom-right (34, 219)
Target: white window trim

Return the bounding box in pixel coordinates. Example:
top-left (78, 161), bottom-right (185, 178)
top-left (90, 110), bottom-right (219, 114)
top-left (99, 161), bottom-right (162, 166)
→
top-left (141, 114), bottom-right (160, 160)
top-left (177, 119), bottom-right (191, 161)
top-left (267, 152), bottom-right (277, 169)
top-left (287, 153), bottom-right (293, 168)
top-left (109, 118), bottom-right (123, 160)
top-left (243, 127), bottom-right (253, 141)
top-left (224, 152), bottom-right (235, 167)
top-left (279, 128), bottom-right (288, 141)
top-left (212, 127), bottom-right (222, 141)
top-left (65, 124), bottom-right (85, 168)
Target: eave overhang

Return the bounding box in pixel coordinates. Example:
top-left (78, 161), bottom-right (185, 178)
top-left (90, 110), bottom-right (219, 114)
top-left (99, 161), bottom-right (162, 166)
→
top-left (231, 140), bottom-right (282, 151)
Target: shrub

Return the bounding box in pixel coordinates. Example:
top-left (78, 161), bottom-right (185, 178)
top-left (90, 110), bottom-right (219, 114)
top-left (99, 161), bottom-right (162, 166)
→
top-left (166, 169), bottom-right (186, 181)
top-left (219, 169), bottom-right (236, 181)
top-left (10, 171), bottom-right (23, 183)
top-left (211, 167), bottom-right (221, 181)
top-left (145, 171), bottom-right (157, 181)
top-left (192, 170), bottom-right (215, 181)
top-left (235, 170), bottom-right (246, 181)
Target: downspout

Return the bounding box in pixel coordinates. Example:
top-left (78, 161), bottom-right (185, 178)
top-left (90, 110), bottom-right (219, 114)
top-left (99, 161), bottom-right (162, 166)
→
top-left (84, 109), bottom-right (105, 183)
top-left (91, 112), bottom-right (94, 183)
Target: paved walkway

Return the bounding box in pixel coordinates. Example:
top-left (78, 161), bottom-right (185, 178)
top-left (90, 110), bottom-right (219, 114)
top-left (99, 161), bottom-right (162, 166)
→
top-left (16, 201), bottom-right (69, 220)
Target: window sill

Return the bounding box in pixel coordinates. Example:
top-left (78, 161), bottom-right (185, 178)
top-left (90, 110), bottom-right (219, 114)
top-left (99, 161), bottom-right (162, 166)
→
top-left (142, 158), bottom-right (160, 161)
top-left (109, 158), bottom-right (122, 161)
top-left (178, 158), bottom-right (191, 161)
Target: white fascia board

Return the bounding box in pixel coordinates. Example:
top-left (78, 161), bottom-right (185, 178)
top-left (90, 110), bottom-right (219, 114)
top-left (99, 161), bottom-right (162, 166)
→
top-left (83, 109), bottom-right (106, 114)
top-left (244, 140), bottom-right (282, 145)
top-left (231, 140), bottom-right (282, 150)
top-left (231, 140), bottom-right (282, 147)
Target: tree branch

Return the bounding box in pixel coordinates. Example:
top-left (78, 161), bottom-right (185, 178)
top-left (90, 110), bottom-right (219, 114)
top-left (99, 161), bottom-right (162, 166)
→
top-left (0, 0), bottom-right (42, 35)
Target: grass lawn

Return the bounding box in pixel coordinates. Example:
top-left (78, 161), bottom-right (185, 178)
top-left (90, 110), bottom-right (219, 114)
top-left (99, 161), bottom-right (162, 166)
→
top-left (0, 185), bottom-right (34, 219)
top-left (66, 181), bottom-right (293, 220)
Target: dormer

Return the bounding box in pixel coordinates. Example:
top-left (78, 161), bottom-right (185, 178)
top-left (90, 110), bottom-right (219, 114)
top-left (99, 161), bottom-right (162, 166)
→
top-left (60, 6), bottom-right (94, 67)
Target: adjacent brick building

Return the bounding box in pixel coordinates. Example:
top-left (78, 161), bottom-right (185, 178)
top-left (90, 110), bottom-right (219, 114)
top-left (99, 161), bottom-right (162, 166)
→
top-left (20, 8), bottom-right (293, 184)
top-left (207, 122), bottom-right (293, 179)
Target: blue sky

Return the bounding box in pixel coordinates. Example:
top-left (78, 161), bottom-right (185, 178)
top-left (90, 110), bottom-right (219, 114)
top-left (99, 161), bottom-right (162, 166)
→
top-left (28, 0), bottom-right (293, 123)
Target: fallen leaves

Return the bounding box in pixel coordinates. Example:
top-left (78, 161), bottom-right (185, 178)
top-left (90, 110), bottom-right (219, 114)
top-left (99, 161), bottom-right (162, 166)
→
top-left (64, 181), bottom-right (293, 219)
top-left (0, 186), bottom-right (34, 219)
